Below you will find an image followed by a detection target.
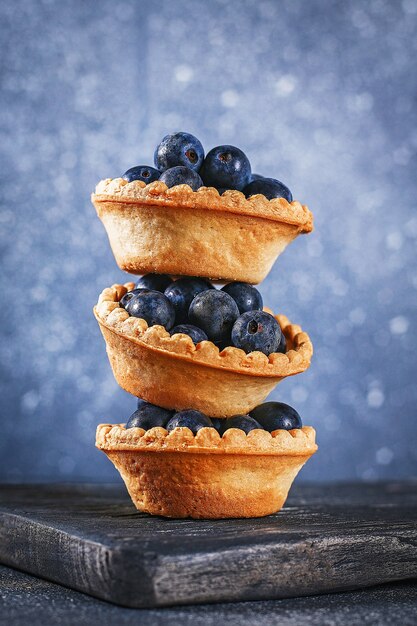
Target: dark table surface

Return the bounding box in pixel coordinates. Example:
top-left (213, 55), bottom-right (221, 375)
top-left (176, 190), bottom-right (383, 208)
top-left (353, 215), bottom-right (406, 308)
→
top-left (1, 563), bottom-right (417, 626)
top-left (1, 481), bottom-right (417, 623)
top-left (1, 481), bottom-right (417, 609)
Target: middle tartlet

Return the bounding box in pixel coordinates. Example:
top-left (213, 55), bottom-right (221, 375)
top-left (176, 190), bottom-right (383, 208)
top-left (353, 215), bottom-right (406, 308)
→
top-left (95, 283), bottom-right (313, 418)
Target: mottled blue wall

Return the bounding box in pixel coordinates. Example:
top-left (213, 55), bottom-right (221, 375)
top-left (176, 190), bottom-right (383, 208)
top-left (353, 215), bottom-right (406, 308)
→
top-left (1, 0), bottom-right (416, 483)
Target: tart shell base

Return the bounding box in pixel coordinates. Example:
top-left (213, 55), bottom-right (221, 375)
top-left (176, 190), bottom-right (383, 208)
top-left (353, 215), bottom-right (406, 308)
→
top-left (92, 178), bottom-right (313, 283)
top-left (97, 424), bottom-right (317, 519)
top-left (98, 318), bottom-right (285, 417)
top-left (96, 199), bottom-right (304, 283)
top-left (106, 450), bottom-right (310, 518)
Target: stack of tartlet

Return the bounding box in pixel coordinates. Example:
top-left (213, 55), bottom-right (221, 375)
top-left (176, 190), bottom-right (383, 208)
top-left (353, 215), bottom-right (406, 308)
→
top-left (93, 132), bottom-right (317, 519)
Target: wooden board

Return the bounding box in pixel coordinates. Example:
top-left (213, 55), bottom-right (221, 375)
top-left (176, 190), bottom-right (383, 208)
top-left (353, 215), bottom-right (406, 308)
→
top-left (0, 482), bottom-right (416, 608)
top-left (2, 564), bottom-right (417, 626)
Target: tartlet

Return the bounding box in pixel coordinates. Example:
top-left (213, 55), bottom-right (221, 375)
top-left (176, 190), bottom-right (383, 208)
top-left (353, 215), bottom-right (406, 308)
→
top-left (94, 283), bottom-right (313, 418)
top-left (96, 423), bottom-right (317, 518)
top-left (92, 179), bottom-right (313, 284)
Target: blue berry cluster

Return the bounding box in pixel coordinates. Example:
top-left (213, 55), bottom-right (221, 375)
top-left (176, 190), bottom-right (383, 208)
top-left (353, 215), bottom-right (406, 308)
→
top-left (121, 131), bottom-right (293, 201)
top-left (120, 273), bottom-right (286, 356)
top-left (126, 400), bottom-right (302, 434)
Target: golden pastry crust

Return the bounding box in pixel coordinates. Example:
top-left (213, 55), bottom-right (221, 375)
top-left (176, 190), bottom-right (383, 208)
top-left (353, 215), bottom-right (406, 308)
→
top-left (94, 283), bottom-right (313, 417)
top-left (93, 178), bottom-right (313, 226)
top-left (92, 178), bottom-right (313, 283)
top-left (97, 423), bottom-right (317, 455)
top-left (96, 423), bottom-right (317, 519)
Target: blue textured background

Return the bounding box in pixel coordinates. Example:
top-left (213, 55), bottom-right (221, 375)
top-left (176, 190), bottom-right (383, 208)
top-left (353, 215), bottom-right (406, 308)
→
top-left (1, 0), bottom-right (416, 483)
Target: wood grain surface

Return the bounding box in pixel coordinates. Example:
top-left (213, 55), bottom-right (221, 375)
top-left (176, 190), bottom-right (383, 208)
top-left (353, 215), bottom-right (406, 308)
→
top-left (0, 482), bottom-right (416, 608)
top-left (1, 564), bottom-right (417, 626)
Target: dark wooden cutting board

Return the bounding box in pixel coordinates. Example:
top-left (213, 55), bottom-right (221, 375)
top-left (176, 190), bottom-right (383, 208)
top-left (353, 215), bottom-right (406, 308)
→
top-left (0, 482), bottom-right (416, 608)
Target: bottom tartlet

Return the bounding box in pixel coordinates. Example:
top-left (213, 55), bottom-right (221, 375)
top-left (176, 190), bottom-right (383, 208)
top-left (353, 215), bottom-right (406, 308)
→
top-left (96, 423), bottom-right (317, 519)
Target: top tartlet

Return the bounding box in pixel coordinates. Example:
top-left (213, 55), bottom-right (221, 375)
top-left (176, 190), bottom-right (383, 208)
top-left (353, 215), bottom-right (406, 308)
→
top-left (92, 178), bottom-right (313, 283)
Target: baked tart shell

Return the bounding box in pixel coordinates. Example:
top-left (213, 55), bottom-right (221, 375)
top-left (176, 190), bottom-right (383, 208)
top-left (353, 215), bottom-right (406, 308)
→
top-left (92, 179), bottom-right (313, 284)
top-left (95, 284), bottom-right (313, 418)
top-left (96, 424), bottom-right (317, 519)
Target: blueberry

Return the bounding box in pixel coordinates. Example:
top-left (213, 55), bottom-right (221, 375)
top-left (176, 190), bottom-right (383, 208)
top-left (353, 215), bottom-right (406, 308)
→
top-left (122, 165), bottom-right (160, 184)
top-left (231, 311), bottom-right (282, 355)
top-left (164, 277), bottom-right (214, 324)
top-left (210, 418), bottom-right (225, 434)
top-left (221, 282), bottom-right (263, 314)
top-left (170, 324), bottom-right (208, 344)
top-left (166, 409), bottom-right (213, 434)
top-left (120, 288), bottom-right (148, 309)
top-left (154, 132), bottom-right (205, 172)
top-left (277, 332), bottom-right (287, 354)
top-left (213, 339), bottom-right (231, 352)
top-left (159, 166), bottom-right (203, 191)
top-left (243, 177), bottom-right (293, 202)
top-left (126, 402), bottom-right (174, 430)
top-left (223, 414), bottom-right (263, 434)
top-left (200, 145), bottom-right (251, 191)
top-left (250, 402), bottom-right (302, 431)
top-left (135, 273), bottom-right (172, 293)
top-left (250, 173), bottom-right (264, 181)
top-left (127, 290), bottom-right (175, 330)
top-left (189, 290), bottom-right (240, 344)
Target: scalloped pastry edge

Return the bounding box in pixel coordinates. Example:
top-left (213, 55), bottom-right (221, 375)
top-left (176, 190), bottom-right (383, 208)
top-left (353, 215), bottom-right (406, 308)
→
top-left (96, 424), bottom-right (317, 456)
top-left (94, 283), bottom-right (313, 378)
top-left (92, 178), bottom-right (313, 231)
